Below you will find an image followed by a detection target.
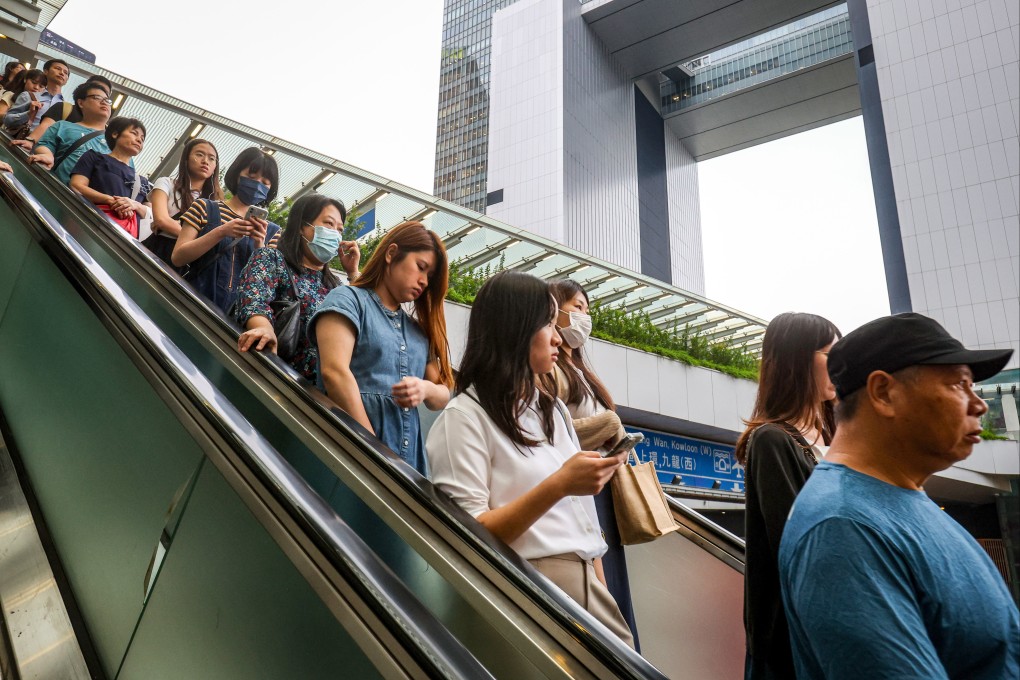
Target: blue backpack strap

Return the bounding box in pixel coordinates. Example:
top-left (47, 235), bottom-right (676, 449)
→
top-left (204, 198), bottom-right (222, 232)
top-left (266, 221), bottom-right (281, 245)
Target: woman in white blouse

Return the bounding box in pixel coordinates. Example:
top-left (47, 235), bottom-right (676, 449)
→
top-left (427, 271), bottom-right (634, 647)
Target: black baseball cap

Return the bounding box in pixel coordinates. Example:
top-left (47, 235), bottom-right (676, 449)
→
top-left (828, 313), bottom-right (1013, 399)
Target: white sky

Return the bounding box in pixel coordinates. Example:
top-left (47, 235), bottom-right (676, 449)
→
top-left (49, 0), bottom-right (890, 334)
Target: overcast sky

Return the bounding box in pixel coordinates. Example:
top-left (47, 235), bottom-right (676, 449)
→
top-left (49, 0), bottom-right (890, 334)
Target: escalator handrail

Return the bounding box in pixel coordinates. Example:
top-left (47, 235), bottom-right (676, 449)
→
top-left (0, 168), bottom-right (494, 680)
top-left (666, 496), bottom-right (746, 573)
top-left (2, 142), bottom-right (667, 679)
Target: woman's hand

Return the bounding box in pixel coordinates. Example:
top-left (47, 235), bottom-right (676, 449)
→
top-left (392, 376), bottom-right (431, 409)
top-left (238, 326), bottom-right (278, 354)
top-left (553, 451), bottom-right (626, 496)
top-left (27, 100), bottom-right (44, 117)
top-left (217, 217), bottom-right (255, 240)
top-left (339, 240), bottom-right (361, 278)
top-left (249, 216), bottom-right (269, 248)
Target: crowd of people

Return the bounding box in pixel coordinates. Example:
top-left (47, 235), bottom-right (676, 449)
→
top-left (1, 57), bottom-right (1017, 679)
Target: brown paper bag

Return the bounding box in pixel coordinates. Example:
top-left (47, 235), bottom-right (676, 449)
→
top-left (611, 450), bottom-right (679, 545)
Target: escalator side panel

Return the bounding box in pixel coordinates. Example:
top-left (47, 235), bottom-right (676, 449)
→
top-left (0, 210), bottom-right (30, 320)
top-left (117, 460), bottom-right (383, 680)
top-left (625, 534), bottom-right (745, 679)
top-left (0, 236), bottom-right (205, 676)
top-left (0, 167), bottom-right (570, 678)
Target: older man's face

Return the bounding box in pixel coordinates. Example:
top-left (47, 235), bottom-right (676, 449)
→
top-left (893, 364), bottom-right (988, 469)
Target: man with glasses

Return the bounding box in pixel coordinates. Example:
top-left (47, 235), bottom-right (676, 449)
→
top-left (28, 82), bottom-right (112, 185)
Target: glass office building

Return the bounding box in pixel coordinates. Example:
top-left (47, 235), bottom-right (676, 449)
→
top-left (660, 4), bottom-right (852, 114)
top-left (433, 0), bottom-right (520, 213)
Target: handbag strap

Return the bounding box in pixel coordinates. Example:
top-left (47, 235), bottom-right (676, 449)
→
top-left (53, 128), bottom-right (103, 170)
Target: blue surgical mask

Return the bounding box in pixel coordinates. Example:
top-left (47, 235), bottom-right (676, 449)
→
top-left (304, 225), bottom-right (341, 264)
top-left (236, 176), bottom-right (270, 206)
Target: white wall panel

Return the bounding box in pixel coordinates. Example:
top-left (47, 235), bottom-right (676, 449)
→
top-left (664, 123), bottom-right (706, 294)
top-left (868, 0), bottom-right (1020, 369)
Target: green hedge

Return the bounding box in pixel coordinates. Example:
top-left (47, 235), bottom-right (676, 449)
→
top-left (337, 225), bottom-right (760, 381)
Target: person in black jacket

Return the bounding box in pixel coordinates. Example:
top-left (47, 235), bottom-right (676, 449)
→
top-left (735, 312), bottom-right (841, 679)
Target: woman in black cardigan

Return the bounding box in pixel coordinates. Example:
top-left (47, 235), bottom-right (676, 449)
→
top-left (736, 312), bottom-right (841, 680)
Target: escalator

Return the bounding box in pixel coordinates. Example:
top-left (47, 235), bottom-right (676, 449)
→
top-left (0, 143), bottom-right (746, 679)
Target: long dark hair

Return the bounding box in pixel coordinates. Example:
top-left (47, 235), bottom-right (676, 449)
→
top-left (2, 61), bottom-right (22, 89)
top-left (8, 69), bottom-right (45, 98)
top-left (734, 312), bottom-right (841, 464)
top-left (173, 138), bottom-right (222, 215)
top-left (543, 279), bottom-right (614, 410)
top-left (278, 193), bottom-right (346, 290)
top-left (354, 221), bottom-right (453, 388)
top-left (457, 271), bottom-right (558, 448)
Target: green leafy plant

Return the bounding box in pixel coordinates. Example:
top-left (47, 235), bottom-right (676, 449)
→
top-left (979, 428), bottom-right (1010, 441)
top-left (441, 259), bottom-right (759, 381)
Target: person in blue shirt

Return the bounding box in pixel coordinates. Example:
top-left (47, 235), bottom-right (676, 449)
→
top-left (779, 313), bottom-right (1018, 680)
top-left (309, 221), bottom-right (454, 476)
top-left (27, 82), bottom-right (111, 185)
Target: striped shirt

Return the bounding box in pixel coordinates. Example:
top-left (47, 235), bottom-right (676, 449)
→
top-left (180, 200), bottom-right (281, 248)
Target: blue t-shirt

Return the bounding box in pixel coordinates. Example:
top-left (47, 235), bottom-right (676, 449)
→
top-left (70, 150), bottom-right (151, 202)
top-left (779, 461), bottom-right (1019, 680)
top-left (308, 286), bottom-right (430, 476)
top-left (36, 120), bottom-right (110, 185)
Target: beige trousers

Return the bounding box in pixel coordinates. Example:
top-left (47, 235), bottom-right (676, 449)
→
top-left (528, 553), bottom-right (636, 649)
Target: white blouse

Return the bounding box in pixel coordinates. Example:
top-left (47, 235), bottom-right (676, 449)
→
top-left (426, 389), bottom-right (607, 561)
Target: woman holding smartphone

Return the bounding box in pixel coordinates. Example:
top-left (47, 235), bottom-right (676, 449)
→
top-left (736, 312), bottom-right (841, 680)
top-left (310, 221), bottom-right (453, 476)
top-left (543, 278), bottom-right (640, 648)
top-left (427, 271), bottom-right (634, 647)
top-left (172, 147), bottom-right (281, 312)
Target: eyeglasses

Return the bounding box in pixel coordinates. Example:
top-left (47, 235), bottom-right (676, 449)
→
top-left (85, 95), bottom-right (113, 105)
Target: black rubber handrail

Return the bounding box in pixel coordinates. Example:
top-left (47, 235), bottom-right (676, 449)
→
top-left (666, 496), bottom-right (746, 573)
top-left (0, 168), bottom-right (493, 680)
top-left (1, 140), bottom-right (668, 679)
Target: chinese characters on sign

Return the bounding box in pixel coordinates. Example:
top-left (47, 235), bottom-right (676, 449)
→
top-left (627, 428), bottom-right (744, 494)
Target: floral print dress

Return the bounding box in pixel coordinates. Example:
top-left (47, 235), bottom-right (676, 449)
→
top-left (235, 248), bottom-right (334, 381)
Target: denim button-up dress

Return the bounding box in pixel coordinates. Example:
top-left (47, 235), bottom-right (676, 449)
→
top-left (309, 286), bottom-right (430, 476)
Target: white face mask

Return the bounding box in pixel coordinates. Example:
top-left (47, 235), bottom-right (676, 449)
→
top-left (559, 310), bottom-right (592, 348)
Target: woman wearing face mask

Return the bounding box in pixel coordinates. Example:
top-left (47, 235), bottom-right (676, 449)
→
top-left (172, 147), bottom-right (281, 312)
top-left (735, 312), bottom-right (841, 680)
top-left (233, 194), bottom-right (360, 381)
top-left (427, 272), bottom-right (634, 647)
top-left (309, 221), bottom-right (453, 476)
top-left (541, 278), bottom-right (640, 649)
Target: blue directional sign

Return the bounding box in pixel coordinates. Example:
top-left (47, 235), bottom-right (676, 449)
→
top-left (353, 206), bottom-right (376, 238)
top-left (626, 427), bottom-right (744, 494)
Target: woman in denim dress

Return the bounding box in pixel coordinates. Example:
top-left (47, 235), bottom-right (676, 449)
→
top-left (309, 221), bottom-right (454, 475)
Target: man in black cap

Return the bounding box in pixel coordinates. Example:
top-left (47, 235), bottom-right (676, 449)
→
top-left (778, 312), bottom-right (1018, 680)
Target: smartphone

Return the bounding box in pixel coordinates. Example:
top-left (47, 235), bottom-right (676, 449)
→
top-left (244, 205), bottom-right (269, 222)
top-left (605, 432), bottom-right (644, 457)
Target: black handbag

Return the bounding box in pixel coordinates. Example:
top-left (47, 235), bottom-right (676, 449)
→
top-left (230, 262), bottom-right (301, 362)
top-left (271, 268), bottom-right (302, 362)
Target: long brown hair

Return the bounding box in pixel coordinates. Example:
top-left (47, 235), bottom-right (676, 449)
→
top-left (734, 312), bottom-right (841, 464)
top-left (354, 221), bottom-right (453, 388)
top-left (543, 279), bottom-right (614, 410)
top-left (174, 138), bottom-right (223, 215)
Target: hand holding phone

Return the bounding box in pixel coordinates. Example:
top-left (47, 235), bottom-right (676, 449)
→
top-left (605, 432), bottom-right (644, 458)
top-left (244, 205), bottom-right (269, 222)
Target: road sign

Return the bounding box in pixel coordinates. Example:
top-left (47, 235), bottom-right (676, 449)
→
top-left (626, 427), bottom-right (744, 494)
